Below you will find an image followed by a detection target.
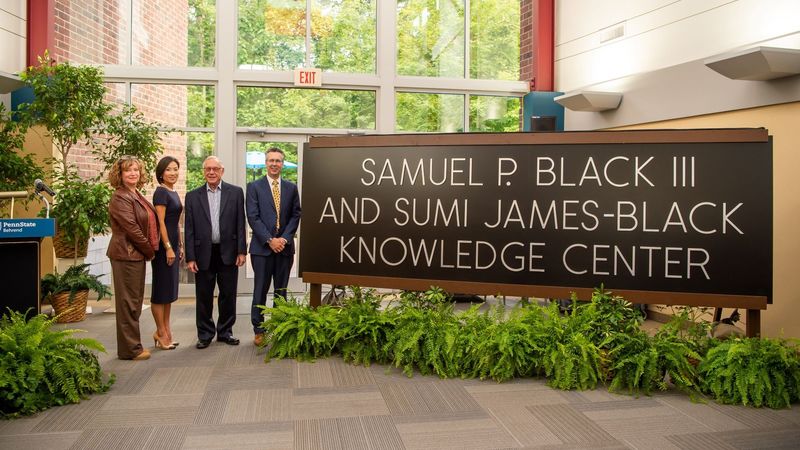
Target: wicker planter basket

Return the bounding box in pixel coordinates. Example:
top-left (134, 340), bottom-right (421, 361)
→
top-left (50, 290), bottom-right (89, 323)
top-left (53, 228), bottom-right (88, 259)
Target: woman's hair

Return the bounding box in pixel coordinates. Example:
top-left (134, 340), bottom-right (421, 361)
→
top-left (155, 156), bottom-right (180, 184)
top-left (108, 155), bottom-right (149, 189)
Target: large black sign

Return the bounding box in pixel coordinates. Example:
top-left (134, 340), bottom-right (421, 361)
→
top-left (300, 131), bottom-right (772, 301)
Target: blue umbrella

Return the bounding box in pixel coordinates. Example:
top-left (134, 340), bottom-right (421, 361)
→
top-left (246, 151), bottom-right (298, 170)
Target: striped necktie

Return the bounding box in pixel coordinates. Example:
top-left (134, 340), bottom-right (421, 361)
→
top-left (272, 179), bottom-right (280, 230)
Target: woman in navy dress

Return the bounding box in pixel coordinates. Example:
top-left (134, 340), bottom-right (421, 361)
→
top-left (151, 156), bottom-right (183, 350)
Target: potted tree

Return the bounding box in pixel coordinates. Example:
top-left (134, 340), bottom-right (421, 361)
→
top-left (40, 263), bottom-right (112, 323)
top-left (18, 53), bottom-right (112, 259)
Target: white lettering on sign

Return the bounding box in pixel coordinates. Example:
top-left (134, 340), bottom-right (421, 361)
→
top-left (294, 68), bottom-right (322, 87)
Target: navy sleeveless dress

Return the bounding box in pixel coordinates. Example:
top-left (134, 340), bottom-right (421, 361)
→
top-left (151, 186), bottom-right (183, 304)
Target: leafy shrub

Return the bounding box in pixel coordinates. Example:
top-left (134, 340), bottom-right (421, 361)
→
top-left (40, 263), bottom-right (112, 304)
top-left (257, 286), bottom-right (799, 410)
top-left (0, 310), bottom-right (114, 418)
top-left (531, 301), bottom-right (602, 390)
top-left (259, 297), bottom-right (339, 362)
top-left (383, 288), bottom-right (462, 377)
top-left (584, 286), bottom-right (644, 345)
top-left (699, 337), bottom-right (800, 408)
top-left (466, 305), bottom-right (540, 382)
top-left (333, 288), bottom-right (395, 366)
top-left (604, 330), bottom-right (661, 395)
top-left (604, 313), bottom-right (703, 397)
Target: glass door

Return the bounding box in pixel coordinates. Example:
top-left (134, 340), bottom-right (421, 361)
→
top-left (236, 133), bottom-right (307, 294)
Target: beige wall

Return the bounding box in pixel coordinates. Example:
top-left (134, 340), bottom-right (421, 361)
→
top-left (619, 102), bottom-right (800, 338)
top-left (555, 0), bottom-right (800, 92)
top-left (12, 127), bottom-right (57, 276)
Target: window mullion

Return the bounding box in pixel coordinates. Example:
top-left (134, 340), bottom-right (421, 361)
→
top-left (306, 0), bottom-right (312, 67)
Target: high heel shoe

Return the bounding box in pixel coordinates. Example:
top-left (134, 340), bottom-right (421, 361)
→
top-left (153, 332), bottom-right (176, 350)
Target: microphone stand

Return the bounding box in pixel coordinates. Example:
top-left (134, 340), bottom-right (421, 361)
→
top-left (37, 191), bottom-right (52, 218)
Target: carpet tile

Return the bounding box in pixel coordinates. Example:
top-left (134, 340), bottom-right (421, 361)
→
top-left (8, 301), bottom-right (799, 450)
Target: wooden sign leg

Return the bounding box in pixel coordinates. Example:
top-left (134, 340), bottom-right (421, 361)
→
top-left (310, 283), bottom-right (322, 308)
top-left (746, 309), bottom-right (761, 337)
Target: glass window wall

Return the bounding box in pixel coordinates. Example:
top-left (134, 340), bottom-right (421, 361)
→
top-left (396, 92), bottom-right (464, 132)
top-left (397, 0), bottom-right (465, 78)
top-left (237, 87), bottom-right (376, 129)
top-left (238, 0), bottom-right (376, 73)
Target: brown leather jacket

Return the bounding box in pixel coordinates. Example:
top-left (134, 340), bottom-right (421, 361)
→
top-left (106, 187), bottom-right (157, 261)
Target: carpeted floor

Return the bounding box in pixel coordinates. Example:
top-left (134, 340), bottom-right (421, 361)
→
top-left (1, 298), bottom-right (798, 450)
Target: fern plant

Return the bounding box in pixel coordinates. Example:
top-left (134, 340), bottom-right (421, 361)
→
top-left (467, 304), bottom-right (541, 382)
top-left (601, 308), bottom-right (701, 398)
top-left (333, 288), bottom-right (395, 366)
top-left (40, 263), bottom-right (112, 304)
top-left (529, 300), bottom-right (602, 390)
top-left (699, 337), bottom-right (800, 408)
top-left (0, 310), bottom-right (115, 418)
top-left (383, 288), bottom-right (461, 378)
top-left (452, 303), bottom-right (495, 378)
top-left (603, 330), bottom-right (661, 395)
top-left (259, 297), bottom-right (339, 362)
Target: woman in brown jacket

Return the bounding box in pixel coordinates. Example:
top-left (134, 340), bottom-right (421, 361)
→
top-left (107, 156), bottom-right (159, 360)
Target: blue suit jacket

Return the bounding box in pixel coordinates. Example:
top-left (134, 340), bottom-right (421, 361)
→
top-left (246, 177), bottom-right (301, 256)
top-left (184, 181), bottom-right (247, 270)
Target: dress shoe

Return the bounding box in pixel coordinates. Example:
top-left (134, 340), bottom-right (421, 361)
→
top-left (132, 349), bottom-right (151, 361)
top-left (253, 333), bottom-right (264, 346)
top-left (196, 339), bottom-right (212, 349)
top-left (154, 332), bottom-right (176, 350)
top-left (218, 336), bottom-right (240, 345)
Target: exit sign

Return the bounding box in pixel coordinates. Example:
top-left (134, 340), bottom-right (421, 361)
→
top-left (294, 68), bottom-right (322, 87)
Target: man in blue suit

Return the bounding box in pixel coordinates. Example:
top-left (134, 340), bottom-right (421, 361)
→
top-left (185, 156), bottom-right (247, 349)
top-left (246, 148), bottom-right (302, 346)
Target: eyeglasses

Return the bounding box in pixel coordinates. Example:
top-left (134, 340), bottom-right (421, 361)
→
top-left (203, 167), bottom-right (222, 173)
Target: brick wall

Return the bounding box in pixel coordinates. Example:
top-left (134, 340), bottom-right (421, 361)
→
top-left (52, 0), bottom-right (189, 196)
top-left (520, 0), bottom-right (533, 85)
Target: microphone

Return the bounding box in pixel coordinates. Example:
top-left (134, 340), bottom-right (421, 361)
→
top-left (34, 179), bottom-right (56, 196)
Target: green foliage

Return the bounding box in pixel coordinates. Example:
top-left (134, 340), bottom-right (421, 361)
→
top-left (651, 327), bottom-right (702, 397)
top-left (0, 103), bottom-right (44, 209)
top-left (237, 87), bottom-right (376, 130)
top-left (583, 286), bottom-right (644, 345)
top-left (469, 96), bottom-right (521, 132)
top-left (531, 301), bottom-right (602, 390)
top-left (43, 174), bottom-right (112, 249)
top-left (188, 0), bottom-right (216, 67)
top-left (466, 305), bottom-right (541, 382)
top-left (657, 306), bottom-right (715, 356)
top-left (699, 337), bottom-right (800, 408)
top-left (256, 285), bottom-right (799, 409)
top-left (311, 0), bottom-right (377, 74)
top-left (19, 52), bottom-right (111, 181)
top-left (40, 263), bottom-right (112, 304)
top-left (383, 287), bottom-right (462, 377)
top-left (604, 330), bottom-right (662, 395)
top-left (469, 0), bottom-right (520, 80)
top-left (333, 287), bottom-right (394, 366)
top-left (0, 310), bottom-right (114, 418)
top-left (95, 104), bottom-right (174, 178)
top-left (186, 131), bottom-right (214, 191)
top-left (259, 297), bottom-right (339, 362)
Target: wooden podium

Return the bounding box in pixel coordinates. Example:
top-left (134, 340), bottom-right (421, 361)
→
top-left (0, 218), bottom-right (55, 318)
